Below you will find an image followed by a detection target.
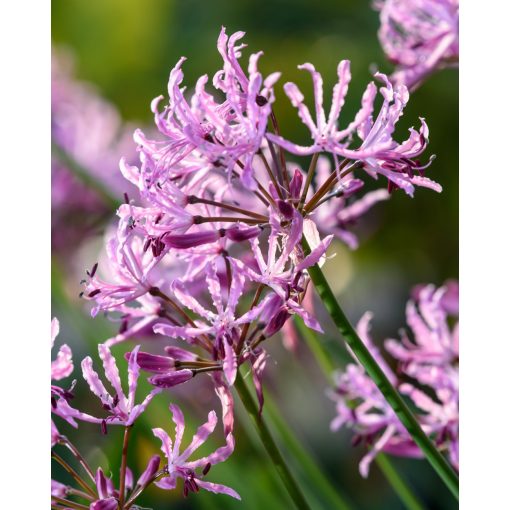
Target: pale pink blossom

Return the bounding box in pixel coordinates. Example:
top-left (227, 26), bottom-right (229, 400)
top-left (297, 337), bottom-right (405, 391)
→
top-left (375, 0), bottom-right (459, 90)
top-left (153, 403), bottom-right (239, 499)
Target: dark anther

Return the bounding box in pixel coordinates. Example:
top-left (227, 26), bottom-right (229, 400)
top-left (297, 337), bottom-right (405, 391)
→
top-left (119, 320), bottom-right (128, 335)
top-left (101, 420), bottom-right (108, 435)
top-left (102, 403), bottom-right (111, 411)
top-left (155, 213), bottom-right (163, 224)
top-left (112, 395), bottom-right (119, 408)
top-left (255, 95), bottom-right (268, 106)
top-left (148, 286), bottom-right (160, 296)
top-left (143, 238), bottom-right (152, 253)
top-left (62, 390), bottom-right (75, 402)
top-left (218, 228), bottom-right (227, 237)
top-left (79, 291), bottom-right (84, 298)
top-left (90, 262), bottom-right (98, 278)
top-left (202, 463), bottom-right (211, 476)
top-left (124, 192), bottom-right (129, 204)
top-left (204, 133), bottom-right (215, 143)
top-left (51, 396), bottom-right (57, 409)
top-left (212, 159), bottom-right (223, 168)
top-left (88, 289), bottom-right (101, 298)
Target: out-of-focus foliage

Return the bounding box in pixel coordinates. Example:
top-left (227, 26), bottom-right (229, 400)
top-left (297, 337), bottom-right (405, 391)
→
top-left (52, 1), bottom-right (458, 509)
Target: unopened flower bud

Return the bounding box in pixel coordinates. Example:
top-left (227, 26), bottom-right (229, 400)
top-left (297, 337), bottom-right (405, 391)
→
top-left (164, 346), bottom-right (198, 361)
top-left (289, 169), bottom-right (303, 199)
top-left (149, 369), bottom-right (194, 388)
top-left (264, 308), bottom-right (290, 337)
top-left (225, 225), bottom-right (262, 242)
top-left (126, 351), bottom-right (175, 373)
top-left (137, 455), bottom-right (161, 487)
top-left (163, 231), bottom-right (220, 249)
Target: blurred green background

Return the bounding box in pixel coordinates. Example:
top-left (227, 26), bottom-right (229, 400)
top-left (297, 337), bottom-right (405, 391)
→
top-left (52, 1), bottom-right (458, 509)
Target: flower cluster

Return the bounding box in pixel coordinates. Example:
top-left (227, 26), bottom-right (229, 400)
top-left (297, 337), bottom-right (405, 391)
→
top-left (329, 281), bottom-right (459, 476)
top-left (83, 25), bottom-right (439, 392)
top-left (374, 0), bottom-right (459, 90)
top-left (51, 319), bottom-right (238, 506)
top-left (52, 26), bottom-right (445, 506)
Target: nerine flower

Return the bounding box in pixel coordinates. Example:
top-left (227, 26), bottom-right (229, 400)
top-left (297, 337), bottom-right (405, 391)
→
top-left (51, 318), bottom-right (73, 383)
top-left (330, 282), bottom-right (459, 475)
top-left (329, 313), bottom-right (422, 477)
top-left (134, 27), bottom-right (279, 193)
top-left (153, 403), bottom-right (239, 499)
top-left (51, 317), bottom-right (84, 441)
top-left (153, 261), bottom-right (271, 385)
top-left (79, 344), bottom-right (161, 431)
top-left (268, 62), bottom-right (439, 196)
top-left (375, 0), bottom-right (459, 90)
top-left (85, 28), bottom-right (440, 361)
top-left (77, 30), bottom-right (444, 487)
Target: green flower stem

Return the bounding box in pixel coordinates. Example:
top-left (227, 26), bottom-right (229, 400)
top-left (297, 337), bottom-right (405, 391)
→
top-left (293, 316), bottom-right (425, 510)
top-left (374, 455), bottom-right (424, 510)
top-left (234, 376), bottom-right (312, 510)
top-left (301, 237), bottom-right (459, 500)
top-left (118, 425), bottom-right (132, 509)
top-left (51, 139), bottom-right (119, 209)
top-left (263, 394), bottom-right (353, 510)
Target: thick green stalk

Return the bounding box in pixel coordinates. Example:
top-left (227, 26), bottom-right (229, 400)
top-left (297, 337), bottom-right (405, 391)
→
top-left (294, 317), bottom-right (425, 510)
top-left (301, 238), bottom-right (459, 500)
top-left (374, 455), bottom-right (424, 510)
top-left (263, 394), bottom-right (353, 510)
top-left (234, 376), bottom-right (312, 510)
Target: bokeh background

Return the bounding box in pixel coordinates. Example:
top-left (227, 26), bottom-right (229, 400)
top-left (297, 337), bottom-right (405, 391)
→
top-left (51, 1), bottom-right (458, 509)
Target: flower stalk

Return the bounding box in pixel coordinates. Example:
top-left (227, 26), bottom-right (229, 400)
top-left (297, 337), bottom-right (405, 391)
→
top-left (263, 393), bottom-right (353, 510)
top-left (375, 454), bottom-right (425, 510)
top-left (118, 425), bottom-right (133, 508)
top-left (301, 237), bottom-right (459, 500)
top-left (52, 452), bottom-right (96, 498)
top-left (234, 375), bottom-right (312, 510)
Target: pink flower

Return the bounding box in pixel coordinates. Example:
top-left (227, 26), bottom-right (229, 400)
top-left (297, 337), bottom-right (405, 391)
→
top-left (267, 62), bottom-right (439, 196)
top-left (51, 318), bottom-right (73, 381)
top-left (51, 317), bottom-right (84, 440)
top-left (79, 344), bottom-right (161, 430)
top-left (153, 403), bottom-right (239, 499)
top-left (133, 27), bottom-right (279, 193)
top-left (375, 0), bottom-right (459, 90)
top-left (330, 282), bottom-right (459, 475)
top-left (154, 262), bottom-right (270, 385)
top-left (330, 313), bottom-right (422, 477)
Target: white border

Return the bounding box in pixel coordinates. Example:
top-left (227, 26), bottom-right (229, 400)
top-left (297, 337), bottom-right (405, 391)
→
top-left (0, 1), bottom-right (50, 508)
top-left (461, 1), bottom-right (510, 508)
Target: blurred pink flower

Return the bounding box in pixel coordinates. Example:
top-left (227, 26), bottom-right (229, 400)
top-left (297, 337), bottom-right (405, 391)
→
top-left (375, 0), bottom-right (459, 90)
top-left (330, 281), bottom-right (459, 475)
